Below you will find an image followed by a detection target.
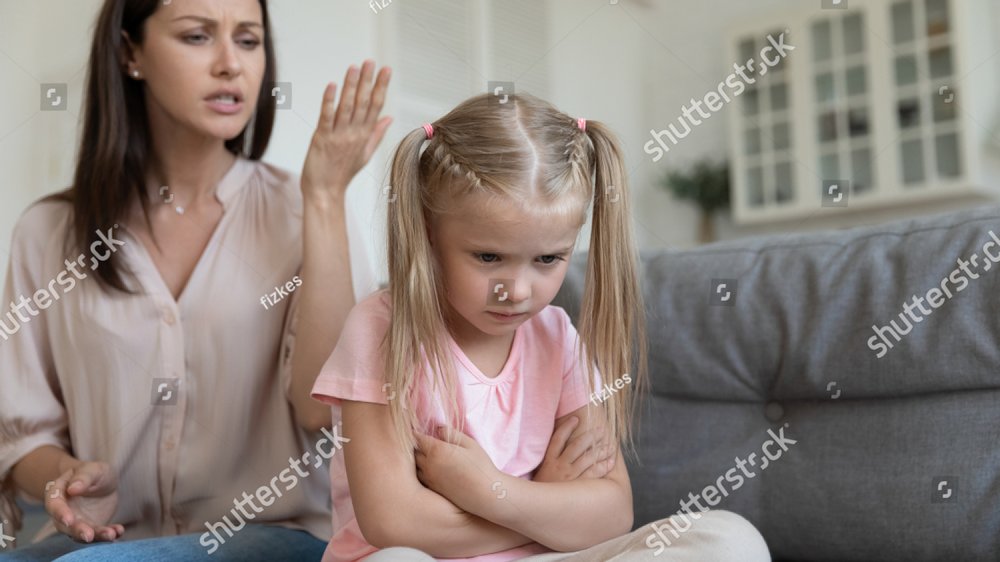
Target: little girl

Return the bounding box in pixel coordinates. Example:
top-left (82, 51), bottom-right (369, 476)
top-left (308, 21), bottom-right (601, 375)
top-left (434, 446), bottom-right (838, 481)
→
top-left (310, 93), bottom-right (769, 561)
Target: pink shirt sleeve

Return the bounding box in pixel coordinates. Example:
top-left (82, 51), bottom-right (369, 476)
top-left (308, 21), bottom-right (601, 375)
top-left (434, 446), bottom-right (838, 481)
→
top-left (311, 291), bottom-right (392, 406)
top-left (555, 307), bottom-right (601, 418)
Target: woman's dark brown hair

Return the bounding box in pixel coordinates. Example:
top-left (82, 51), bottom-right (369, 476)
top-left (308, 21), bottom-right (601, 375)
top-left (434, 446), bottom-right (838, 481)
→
top-left (48, 0), bottom-right (277, 292)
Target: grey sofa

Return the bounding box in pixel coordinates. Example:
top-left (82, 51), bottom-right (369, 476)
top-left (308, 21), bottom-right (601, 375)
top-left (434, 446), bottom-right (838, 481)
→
top-left (553, 205), bottom-right (1000, 561)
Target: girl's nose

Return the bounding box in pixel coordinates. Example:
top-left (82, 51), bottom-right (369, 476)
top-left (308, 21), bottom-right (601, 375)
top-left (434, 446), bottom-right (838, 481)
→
top-left (508, 277), bottom-right (531, 304)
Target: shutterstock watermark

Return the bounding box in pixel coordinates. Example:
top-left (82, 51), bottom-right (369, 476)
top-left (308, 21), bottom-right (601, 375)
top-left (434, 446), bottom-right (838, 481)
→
top-left (0, 226), bottom-right (125, 344)
top-left (199, 423), bottom-right (350, 554)
top-left (645, 425), bottom-right (797, 554)
top-left (867, 230), bottom-right (1000, 359)
top-left (644, 30), bottom-right (795, 162)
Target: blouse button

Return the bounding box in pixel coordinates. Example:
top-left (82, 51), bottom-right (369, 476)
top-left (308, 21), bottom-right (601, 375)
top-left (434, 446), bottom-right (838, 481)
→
top-left (165, 439), bottom-right (176, 451)
top-left (162, 309), bottom-right (176, 325)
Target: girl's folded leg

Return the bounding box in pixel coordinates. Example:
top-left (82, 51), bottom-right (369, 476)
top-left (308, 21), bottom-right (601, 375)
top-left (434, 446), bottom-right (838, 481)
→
top-left (517, 510), bottom-right (770, 562)
top-left (361, 547), bottom-right (437, 561)
top-left (8, 525), bottom-right (326, 562)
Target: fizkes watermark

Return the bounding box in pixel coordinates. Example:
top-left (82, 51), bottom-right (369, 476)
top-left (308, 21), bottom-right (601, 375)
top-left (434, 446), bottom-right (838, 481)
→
top-left (199, 423), bottom-right (349, 554)
top-left (590, 373), bottom-right (632, 405)
top-left (260, 275), bottom-right (302, 310)
top-left (0, 227), bottom-right (125, 343)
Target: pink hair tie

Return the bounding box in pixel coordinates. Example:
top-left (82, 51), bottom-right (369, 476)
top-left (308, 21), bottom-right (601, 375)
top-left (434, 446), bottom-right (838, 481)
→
top-left (422, 123), bottom-right (434, 139)
top-left (577, 118), bottom-right (587, 132)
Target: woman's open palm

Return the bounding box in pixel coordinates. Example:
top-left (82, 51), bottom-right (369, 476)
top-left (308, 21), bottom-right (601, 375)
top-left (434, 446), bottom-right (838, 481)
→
top-left (301, 59), bottom-right (393, 201)
top-left (45, 462), bottom-right (124, 543)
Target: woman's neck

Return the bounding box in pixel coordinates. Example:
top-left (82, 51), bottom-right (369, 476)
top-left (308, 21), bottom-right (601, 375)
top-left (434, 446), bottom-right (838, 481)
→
top-left (144, 102), bottom-right (240, 206)
top-left (146, 142), bottom-right (237, 208)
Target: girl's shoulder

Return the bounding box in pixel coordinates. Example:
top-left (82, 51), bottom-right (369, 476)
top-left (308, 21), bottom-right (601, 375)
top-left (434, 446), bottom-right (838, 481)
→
top-left (342, 288), bottom-right (393, 334)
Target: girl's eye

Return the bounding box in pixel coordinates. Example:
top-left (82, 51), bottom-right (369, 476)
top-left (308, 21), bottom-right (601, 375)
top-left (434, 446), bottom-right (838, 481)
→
top-left (538, 255), bottom-right (564, 265)
top-left (476, 253), bottom-right (499, 264)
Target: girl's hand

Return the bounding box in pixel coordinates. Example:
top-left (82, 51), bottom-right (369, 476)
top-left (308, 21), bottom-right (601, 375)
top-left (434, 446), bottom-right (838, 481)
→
top-left (534, 416), bottom-right (616, 483)
top-left (414, 426), bottom-right (499, 513)
top-left (45, 462), bottom-right (124, 543)
top-left (301, 60), bottom-right (392, 204)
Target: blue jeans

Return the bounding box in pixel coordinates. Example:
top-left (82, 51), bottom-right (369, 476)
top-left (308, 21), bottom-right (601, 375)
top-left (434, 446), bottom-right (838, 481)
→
top-left (0, 524), bottom-right (326, 562)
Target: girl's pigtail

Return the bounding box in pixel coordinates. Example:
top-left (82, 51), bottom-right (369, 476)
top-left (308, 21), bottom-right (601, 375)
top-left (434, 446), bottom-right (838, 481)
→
top-left (385, 127), bottom-right (453, 454)
top-left (580, 121), bottom-right (648, 459)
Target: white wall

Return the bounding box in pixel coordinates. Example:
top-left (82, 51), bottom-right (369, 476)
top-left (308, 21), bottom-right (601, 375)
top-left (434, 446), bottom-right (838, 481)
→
top-left (0, 0), bottom-right (100, 272)
top-left (4, 0), bottom-right (998, 297)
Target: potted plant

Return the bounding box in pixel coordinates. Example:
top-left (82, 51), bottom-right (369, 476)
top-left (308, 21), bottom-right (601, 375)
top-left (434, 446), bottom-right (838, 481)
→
top-left (660, 159), bottom-right (731, 244)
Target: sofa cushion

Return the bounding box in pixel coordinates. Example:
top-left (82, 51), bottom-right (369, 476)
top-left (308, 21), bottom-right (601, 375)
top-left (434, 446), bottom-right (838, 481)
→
top-left (553, 205), bottom-right (1000, 561)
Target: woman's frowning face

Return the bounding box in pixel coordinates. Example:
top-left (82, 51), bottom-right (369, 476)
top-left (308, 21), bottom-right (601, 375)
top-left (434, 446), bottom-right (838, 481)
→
top-left (125, 0), bottom-right (267, 142)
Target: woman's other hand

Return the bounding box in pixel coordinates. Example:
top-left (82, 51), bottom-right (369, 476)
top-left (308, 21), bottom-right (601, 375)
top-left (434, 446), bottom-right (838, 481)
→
top-left (45, 461), bottom-right (124, 543)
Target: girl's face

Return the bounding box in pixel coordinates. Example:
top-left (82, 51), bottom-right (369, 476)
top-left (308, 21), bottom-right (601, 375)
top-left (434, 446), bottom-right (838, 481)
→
top-left (429, 193), bottom-right (583, 343)
top-left (125, 0), bottom-right (266, 142)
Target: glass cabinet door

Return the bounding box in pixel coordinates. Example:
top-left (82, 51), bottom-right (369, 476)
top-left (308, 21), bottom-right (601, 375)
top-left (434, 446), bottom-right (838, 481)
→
top-left (738, 30), bottom-right (795, 210)
top-left (811, 10), bottom-right (876, 198)
top-left (891, 0), bottom-right (961, 188)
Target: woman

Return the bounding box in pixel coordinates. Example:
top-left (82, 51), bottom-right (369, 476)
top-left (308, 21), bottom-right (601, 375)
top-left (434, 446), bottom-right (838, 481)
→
top-left (0, 0), bottom-right (391, 559)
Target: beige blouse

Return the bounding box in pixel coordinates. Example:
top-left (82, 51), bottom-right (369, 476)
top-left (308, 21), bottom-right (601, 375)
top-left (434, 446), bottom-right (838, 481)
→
top-left (0, 157), bottom-right (377, 543)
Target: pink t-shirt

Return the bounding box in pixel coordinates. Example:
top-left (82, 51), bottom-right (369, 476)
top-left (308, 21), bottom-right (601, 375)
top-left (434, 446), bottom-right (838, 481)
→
top-left (311, 289), bottom-right (595, 562)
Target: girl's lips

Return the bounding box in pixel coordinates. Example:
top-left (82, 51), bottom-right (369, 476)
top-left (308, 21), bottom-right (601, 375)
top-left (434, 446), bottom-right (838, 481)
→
top-left (488, 311), bottom-right (526, 322)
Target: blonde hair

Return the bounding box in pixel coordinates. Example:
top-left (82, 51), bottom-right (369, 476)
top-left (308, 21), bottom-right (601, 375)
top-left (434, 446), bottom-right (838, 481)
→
top-left (384, 93), bottom-right (647, 458)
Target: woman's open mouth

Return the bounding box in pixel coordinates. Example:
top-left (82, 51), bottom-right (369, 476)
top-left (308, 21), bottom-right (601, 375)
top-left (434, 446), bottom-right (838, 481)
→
top-left (205, 93), bottom-right (244, 115)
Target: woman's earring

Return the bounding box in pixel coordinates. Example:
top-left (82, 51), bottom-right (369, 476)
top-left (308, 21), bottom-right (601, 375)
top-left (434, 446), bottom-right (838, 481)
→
top-left (131, 70), bottom-right (140, 79)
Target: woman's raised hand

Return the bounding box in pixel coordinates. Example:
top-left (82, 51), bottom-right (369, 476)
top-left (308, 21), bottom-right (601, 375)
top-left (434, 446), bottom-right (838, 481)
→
top-left (301, 59), bottom-right (393, 203)
top-left (45, 461), bottom-right (124, 543)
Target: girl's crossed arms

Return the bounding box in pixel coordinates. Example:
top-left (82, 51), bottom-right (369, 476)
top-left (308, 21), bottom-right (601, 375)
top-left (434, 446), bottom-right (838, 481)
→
top-left (345, 401), bottom-right (625, 557)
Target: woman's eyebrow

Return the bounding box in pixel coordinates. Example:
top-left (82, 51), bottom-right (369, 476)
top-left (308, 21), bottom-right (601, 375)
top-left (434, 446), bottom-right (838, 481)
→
top-left (171, 15), bottom-right (263, 29)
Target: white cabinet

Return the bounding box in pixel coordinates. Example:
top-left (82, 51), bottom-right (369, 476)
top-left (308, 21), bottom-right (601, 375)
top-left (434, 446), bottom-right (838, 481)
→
top-left (728, 0), bottom-right (1000, 224)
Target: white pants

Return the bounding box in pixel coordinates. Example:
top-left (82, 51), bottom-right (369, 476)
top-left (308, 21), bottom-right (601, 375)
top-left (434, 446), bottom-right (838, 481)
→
top-left (361, 510), bottom-right (770, 561)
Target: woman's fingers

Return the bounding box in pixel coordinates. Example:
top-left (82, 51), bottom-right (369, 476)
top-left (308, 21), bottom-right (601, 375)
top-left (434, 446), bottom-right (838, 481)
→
top-left (333, 66), bottom-right (360, 128)
top-left (366, 67), bottom-right (391, 124)
top-left (364, 116), bottom-right (393, 159)
top-left (317, 82), bottom-right (338, 130)
top-left (95, 525), bottom-right (119, 541)
top-left (45, 474), bottom-right (75, 527)
top-left (67, 463), bottom-right (104, 495)
top-left (69, 520), bottom-right (95, 543)
top-left (351, 60), bottom-right (376, 125)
